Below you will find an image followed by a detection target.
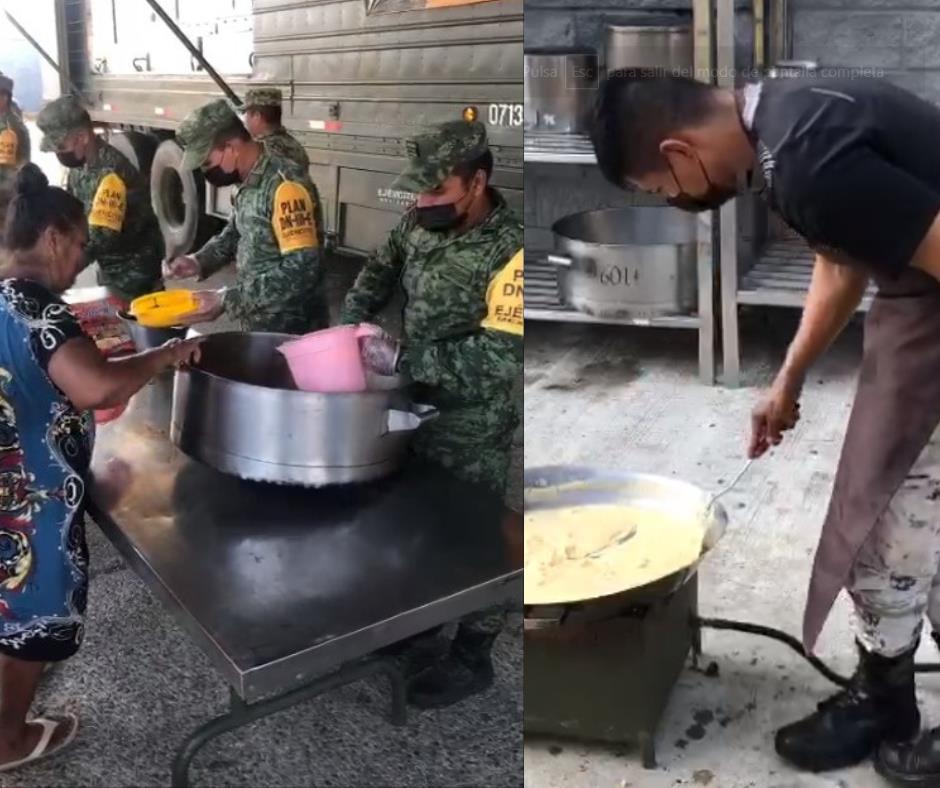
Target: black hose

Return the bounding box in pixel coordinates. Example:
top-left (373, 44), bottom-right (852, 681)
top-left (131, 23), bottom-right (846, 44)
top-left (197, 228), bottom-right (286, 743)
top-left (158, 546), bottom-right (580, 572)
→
top-left (694, 616), bottom-right (940, 688)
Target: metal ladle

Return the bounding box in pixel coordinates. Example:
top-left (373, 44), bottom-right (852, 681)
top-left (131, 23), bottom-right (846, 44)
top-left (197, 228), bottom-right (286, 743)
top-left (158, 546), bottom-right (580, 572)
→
top-left (559, 461), bottom-right (753, 564)
top-left (584, 524), bottom-right (638, 560)
top-left (705, 459), bottom-right (754, 515)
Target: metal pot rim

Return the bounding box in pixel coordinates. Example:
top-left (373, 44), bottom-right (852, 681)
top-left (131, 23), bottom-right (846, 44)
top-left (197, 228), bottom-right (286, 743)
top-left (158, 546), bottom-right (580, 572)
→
top-left (553, 237), bottom-right (697, 251)
top-left (551, 207), bottom-right (698, 247)
top-left (605, 24), bottom-right (691, 32)
top-left (187, 330), bottom-right (403, 400)
top-left (183, 365), bottom-right (403, 400)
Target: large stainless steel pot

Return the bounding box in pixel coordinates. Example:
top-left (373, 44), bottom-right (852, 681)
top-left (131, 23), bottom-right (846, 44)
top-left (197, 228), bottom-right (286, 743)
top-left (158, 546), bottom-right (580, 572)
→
top-left (118, 310), bottom-right (187, 351)
top-left (605, 24), bottom-right (693, 76)
top-left (524, 48), bottom-right (598, 133)
top-left (523, 465), bottom-right (728, 630)
top-left (548, 207), bottom-right (698, 318)
top-left (171, 332), bottom-right (438, 486)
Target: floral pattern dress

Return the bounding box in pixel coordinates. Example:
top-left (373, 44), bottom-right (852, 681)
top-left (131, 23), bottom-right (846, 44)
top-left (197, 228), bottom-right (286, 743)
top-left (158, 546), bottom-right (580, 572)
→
top-left (0, 279), bottom-right (92, 662)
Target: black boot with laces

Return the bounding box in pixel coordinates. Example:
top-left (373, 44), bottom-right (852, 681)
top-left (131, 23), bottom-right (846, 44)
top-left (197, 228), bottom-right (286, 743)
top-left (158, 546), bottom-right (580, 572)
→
top-left (875, 633), bottom-right (940, 787)
top-left (775, 640), bottom-right (919, 772)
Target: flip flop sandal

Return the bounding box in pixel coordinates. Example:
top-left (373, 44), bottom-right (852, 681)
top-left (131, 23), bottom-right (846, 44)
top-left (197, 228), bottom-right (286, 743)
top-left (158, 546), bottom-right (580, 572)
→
top-left (0, 714), bottom-right (79, 773)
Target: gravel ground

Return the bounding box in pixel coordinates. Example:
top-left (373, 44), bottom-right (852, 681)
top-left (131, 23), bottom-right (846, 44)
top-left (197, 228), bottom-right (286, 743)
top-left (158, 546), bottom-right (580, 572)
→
top-left (8, 525), bottom-right (522, 788)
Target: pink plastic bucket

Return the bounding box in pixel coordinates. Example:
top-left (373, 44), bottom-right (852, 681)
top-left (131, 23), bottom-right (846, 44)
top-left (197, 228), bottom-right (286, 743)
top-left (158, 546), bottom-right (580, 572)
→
top-left (277, 324), bottom-right (383, 393)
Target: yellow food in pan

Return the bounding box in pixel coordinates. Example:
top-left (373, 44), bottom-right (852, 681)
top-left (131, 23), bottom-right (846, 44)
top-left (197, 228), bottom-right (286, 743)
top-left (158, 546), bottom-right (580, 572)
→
top-left (129, 290), bottom-right (198, 328)
top-left (524, 504), bottom-right (706, 605)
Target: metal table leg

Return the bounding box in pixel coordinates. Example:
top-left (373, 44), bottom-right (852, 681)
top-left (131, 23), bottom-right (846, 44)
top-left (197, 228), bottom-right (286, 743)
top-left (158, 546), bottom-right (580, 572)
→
top-left (638, 730), bottom-right (657, 769)
top-left (171, 656), bottom-right (406, 788)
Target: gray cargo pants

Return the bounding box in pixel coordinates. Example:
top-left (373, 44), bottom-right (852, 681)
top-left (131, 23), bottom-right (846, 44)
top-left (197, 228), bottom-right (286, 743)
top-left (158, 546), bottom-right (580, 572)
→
top-left (849, 430), bottom-right (940, 657)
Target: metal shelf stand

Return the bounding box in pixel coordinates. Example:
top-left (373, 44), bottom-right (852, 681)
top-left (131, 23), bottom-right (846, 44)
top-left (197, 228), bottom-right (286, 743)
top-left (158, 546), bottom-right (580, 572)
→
top-left (523, 0), bottom-right (718, 384)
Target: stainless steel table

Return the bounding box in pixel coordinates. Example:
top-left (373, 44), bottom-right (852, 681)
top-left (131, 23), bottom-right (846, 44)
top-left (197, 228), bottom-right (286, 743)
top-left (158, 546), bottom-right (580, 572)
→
top-left (86, 379), bottom-right (523, 787)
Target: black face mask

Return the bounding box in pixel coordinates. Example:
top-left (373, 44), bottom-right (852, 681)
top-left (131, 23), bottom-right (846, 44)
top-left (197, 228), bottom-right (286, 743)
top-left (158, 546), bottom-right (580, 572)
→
top-left (415, 203), bottom-right (462, 232)
top-left (665, 155), bottom-right (737, 213)
top-left (55, 151), bottom-right (84, 169)
top-left (202, 166), bottom-right (240, 188)
top-left (414, 188), bottom-right (471, 232)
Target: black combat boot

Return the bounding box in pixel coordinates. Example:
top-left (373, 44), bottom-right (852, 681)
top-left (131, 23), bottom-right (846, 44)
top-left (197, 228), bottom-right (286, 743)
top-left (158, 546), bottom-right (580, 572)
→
top-left (378, 626), bottom-right (449, 680)
top-left (774, 640), bottom-right (920, 772)
top-left (875, 633), bottom-right (940, 786)
top-left (406, 628), bottom-right (497, 710)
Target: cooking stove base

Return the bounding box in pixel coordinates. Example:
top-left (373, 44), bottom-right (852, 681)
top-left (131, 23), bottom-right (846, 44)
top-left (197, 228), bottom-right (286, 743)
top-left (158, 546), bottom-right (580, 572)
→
top-left (523, 577), bottom-right (699, 768)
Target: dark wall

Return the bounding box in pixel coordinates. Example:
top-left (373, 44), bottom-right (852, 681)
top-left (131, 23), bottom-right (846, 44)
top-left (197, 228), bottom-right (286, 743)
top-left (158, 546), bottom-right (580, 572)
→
top-left (791, 0), bottom-right (940, 105)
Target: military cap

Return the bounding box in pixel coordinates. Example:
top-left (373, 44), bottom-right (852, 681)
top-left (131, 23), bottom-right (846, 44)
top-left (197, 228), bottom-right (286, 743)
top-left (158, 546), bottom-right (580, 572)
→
top-left (244, 88), bottom-right (282, 109)
top-left (37, 95), bottom-right (91, 152)
top-left (392, 120), bottom-right (489, 192)
top-left (176, 99), bottom-right (243, 170)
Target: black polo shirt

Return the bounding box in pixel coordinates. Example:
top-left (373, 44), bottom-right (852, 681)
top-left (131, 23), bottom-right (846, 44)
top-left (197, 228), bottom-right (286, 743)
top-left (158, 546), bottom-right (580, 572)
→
top-left (750, 77), bottom-right (940, 279)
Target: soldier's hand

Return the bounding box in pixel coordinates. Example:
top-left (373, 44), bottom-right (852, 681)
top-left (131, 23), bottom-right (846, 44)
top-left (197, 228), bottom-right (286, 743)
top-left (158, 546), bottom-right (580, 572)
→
top-left (163, 255), bottom-right (200, 280)
top-left (360, 335), bottom-right (400, 376)
top-left (180, 289), bottom-right (226, 325)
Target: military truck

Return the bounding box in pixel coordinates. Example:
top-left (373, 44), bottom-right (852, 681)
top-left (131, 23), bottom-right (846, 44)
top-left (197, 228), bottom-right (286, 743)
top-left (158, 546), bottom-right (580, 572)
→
top-left (37, 0), bottom-right (521, 257)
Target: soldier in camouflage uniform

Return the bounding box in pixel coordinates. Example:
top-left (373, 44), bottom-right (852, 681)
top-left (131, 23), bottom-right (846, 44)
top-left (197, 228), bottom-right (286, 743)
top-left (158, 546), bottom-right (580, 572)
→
top-left (341, 120), bottom-right (523, 710)
top-left (0, 74), bottom-right (29, 239)
top-left (164, 99), bottom-right (326, 333)
top-left (36, 96), bottom-right (163, 302)
top-left (242, 88), bottom-right (310, 171)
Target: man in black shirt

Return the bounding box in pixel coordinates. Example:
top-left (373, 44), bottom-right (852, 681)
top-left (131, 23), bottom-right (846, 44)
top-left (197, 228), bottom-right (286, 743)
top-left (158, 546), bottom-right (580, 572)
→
top-left (592, 74), bottom-right (940, 785)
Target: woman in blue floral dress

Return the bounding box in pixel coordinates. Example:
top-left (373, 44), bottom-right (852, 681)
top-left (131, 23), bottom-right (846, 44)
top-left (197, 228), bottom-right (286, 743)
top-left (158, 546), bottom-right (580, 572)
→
top-left (0, 163), bottom-right (202, 772)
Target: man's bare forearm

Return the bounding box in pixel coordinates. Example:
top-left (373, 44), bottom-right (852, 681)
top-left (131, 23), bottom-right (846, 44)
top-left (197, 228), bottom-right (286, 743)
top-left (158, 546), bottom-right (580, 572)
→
top-left (779, 254), bottom-right (869, 385)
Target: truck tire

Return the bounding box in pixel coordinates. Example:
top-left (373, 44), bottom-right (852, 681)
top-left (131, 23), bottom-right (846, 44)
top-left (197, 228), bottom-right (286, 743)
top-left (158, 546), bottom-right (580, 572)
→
top-left (109, 131), bottom-right (157, 176)
top-left (151, 139), bottom-right (204, 258)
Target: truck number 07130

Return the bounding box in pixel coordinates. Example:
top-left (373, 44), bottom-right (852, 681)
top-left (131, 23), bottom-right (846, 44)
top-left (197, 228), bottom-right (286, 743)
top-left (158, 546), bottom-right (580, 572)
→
top-left (487, 103), bottom-right (524, 127)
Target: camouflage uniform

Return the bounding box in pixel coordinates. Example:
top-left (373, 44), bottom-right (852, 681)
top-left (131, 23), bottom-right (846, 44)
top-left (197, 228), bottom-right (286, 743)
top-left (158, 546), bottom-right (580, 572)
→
top-left (177, 99), bottom-right (326, 333)
top-left (342, 121), bottom-right (523, 672)
top-left (37, 96), bottom-right (163, 302)
top-left (0, 76), bottom-right (30, 236)
top-left (244, 87), bottom-right (310, 171)
top-left (342, 122), bottom-right (523, 496)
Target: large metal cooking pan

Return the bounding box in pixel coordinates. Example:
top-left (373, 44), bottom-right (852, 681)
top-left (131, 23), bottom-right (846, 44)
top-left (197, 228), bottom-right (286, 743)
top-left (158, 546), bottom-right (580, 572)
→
top-left (524, 48), bottom-right (598, 133)
top-left (548, 207), bottom-right (699, 318)
top-left (523, 466), bottom-right (728, 630)
top-left (171, 332), bottom-right (437, 487)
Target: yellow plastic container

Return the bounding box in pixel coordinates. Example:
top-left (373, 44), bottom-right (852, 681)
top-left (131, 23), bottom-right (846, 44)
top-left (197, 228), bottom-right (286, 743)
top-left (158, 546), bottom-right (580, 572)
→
top-left (129, 290), bottom-right (198, 328)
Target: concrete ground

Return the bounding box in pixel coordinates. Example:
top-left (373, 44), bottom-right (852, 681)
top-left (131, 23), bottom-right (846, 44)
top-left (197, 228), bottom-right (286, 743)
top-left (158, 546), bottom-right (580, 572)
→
top-left (0, 127), bottom-right (523, 788)
top-left (523, 312), bottom-right (940, 788)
